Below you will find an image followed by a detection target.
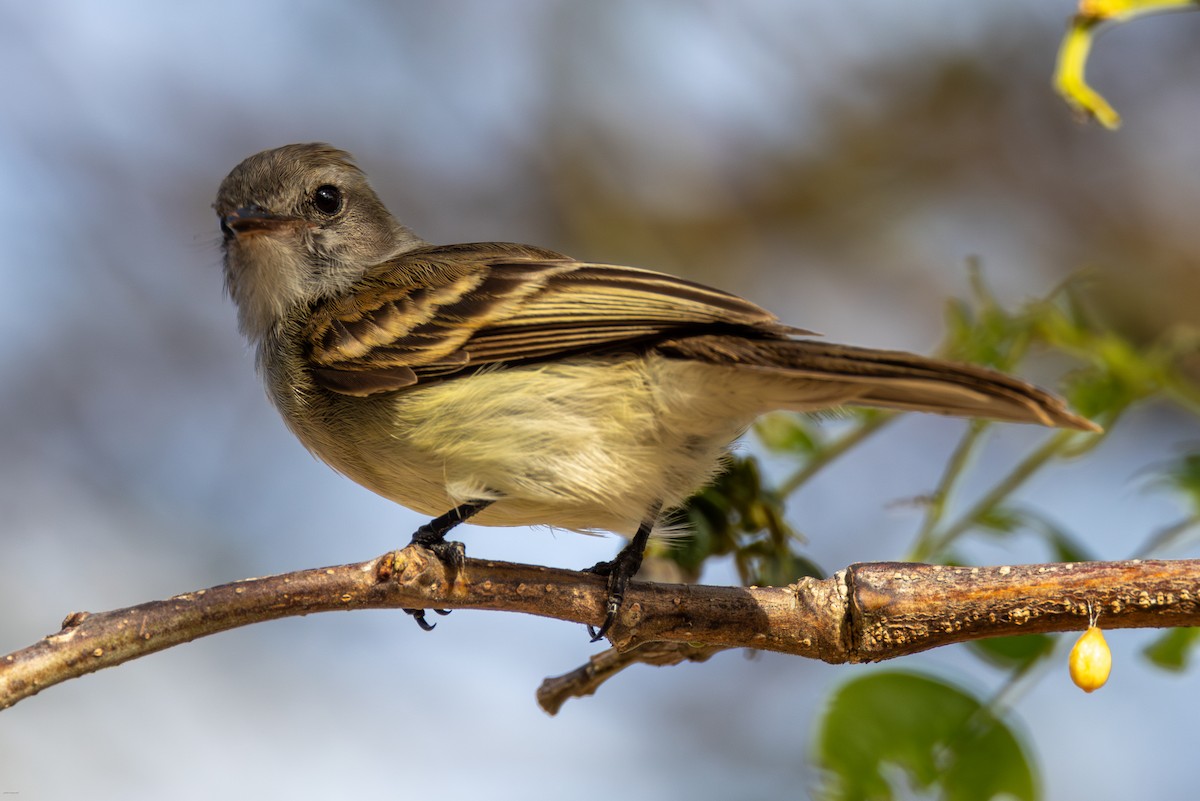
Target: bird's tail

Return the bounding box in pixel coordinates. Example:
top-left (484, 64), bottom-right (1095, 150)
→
top-left (656, 335), bottom-right (1100, 432)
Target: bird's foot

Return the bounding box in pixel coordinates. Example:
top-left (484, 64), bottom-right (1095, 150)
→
top-left (410, 522), bottom-right (467, 569)
top-left (584, 542), bottom-right (645, 642)
top-left (401, 513), bottom-right (473, 631)
top-left (401, 537), bottom-right (462, 629)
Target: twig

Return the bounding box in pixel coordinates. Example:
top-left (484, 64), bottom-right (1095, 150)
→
top-left (537, 641), bottom-right (724, 715)
top-left (777, 413), bottom-right (894, 497)
top-left (912, 428), bottom-right (1080, 560)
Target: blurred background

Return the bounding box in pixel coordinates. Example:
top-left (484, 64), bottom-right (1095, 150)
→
top-left (2, 1), bottom-right (1198, 798)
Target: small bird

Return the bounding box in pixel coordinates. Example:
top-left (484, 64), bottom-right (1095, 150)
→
top-left (215, 143), bottom-right (1097, 639)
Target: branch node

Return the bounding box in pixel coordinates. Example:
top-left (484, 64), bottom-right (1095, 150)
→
top-left (61, 611), bottom-right (91, 629)
top-left (387, 545), bottom-right (453, 596)
top-left (374, 552), bottom-right (399, 583)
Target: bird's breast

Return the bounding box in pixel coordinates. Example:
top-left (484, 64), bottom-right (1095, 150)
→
top-left (267, 350), bottom-right (765, 536)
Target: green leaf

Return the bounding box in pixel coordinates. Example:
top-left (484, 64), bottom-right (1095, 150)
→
top-left (816, 671), bottom-right (1037, 801)
top-left (1045, 527), bottom-right (1094, 563)
top-left (1062, 362), bottom-right (1136, 421)
top-left (1011, 507), bottom-right (1093, 563)
top-left (753, 413), bottom-right (821, 456)
top-left (664, 455), bottom-right (810, 584)
top-left (970, 504), bottom-right (1094, 562)
top-left (968, 634), bottom-right (1055, 670)
top-left (1148, 451), bottom-right (1200, 516)
top-left (974, 505), bottom-right (1024, 536)
top-left (1142, 627), bottom-right (1200, 672)
top-left (740, 546), bottom-right (823, 587)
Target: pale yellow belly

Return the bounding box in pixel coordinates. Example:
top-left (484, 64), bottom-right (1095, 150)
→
top-left (281, 354), bottom-right (767, 536)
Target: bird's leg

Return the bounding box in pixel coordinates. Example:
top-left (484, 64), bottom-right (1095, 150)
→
top-left (410, 498), bottom-right (493, 556)
top-left (404, 498), bottom-right (494, 631)
top-left (586, 503), bottom-right (662, 641)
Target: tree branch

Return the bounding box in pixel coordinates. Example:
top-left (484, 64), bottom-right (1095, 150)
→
top-left (3, 547), bottom-right (1198, 713)
top-left (537, 641), bottom-right (724, 715)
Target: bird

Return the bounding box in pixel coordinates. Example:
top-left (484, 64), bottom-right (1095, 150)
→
top-left (214, 143), bottom-right (1098, 640)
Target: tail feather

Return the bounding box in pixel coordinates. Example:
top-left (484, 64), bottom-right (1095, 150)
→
top-left (656, 335), bottom-right (1100, 432)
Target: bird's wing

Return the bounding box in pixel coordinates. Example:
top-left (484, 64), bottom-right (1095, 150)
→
top-left (303, 242), bottom-right (799, 396)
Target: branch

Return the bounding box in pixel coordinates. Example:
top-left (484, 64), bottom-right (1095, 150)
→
top-left (537, 641), bottom-right (724, 715)
top-left (3, 547), bottom-right (1198, 713)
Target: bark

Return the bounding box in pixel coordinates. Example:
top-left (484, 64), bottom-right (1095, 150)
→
top-left (2, 547), bottom-right (1197, 713)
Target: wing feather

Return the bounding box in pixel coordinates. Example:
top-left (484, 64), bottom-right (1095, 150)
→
top-left (303, 243), bottom-right (792, 396)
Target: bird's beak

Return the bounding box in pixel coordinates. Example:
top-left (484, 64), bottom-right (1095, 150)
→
top-left (221, 206), bottom-right (308, 238)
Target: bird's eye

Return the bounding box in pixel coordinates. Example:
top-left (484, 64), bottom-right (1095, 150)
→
top-left (312, 184), bottom-right (343, 215)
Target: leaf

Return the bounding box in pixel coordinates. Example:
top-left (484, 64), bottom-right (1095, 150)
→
top-left (739, 545), bottom-right (823, 587)
top-left (753, 413), bottom-right (821, 456)
top-left (663, 455), bottom-right (810, 583)
top-left (1142, 627), bottom-right (1200, 672)
top-left (1147, 451), bottom-right (1200, 516)
top-left (972, 504), bottom-right (1095, 562)
top-left (969, 634), bottom-right (1055, 671)
top-left (939, 277), bottom-right (1028, 371)
top-left (816, 671), bottom-right (1037, 801)
top-left (973, 505), bottom-right (1025, 537)
top-left (1045, 528), bottom-right (1094, 564)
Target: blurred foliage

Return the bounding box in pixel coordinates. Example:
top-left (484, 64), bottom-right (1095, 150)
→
top-left (1143, 627), bottom-right (1200, 671)
top-left (666, 266), bottom-right (1198, 800)
top-left (658, 456), bottom-right (822, 587)
top-left (675, 266), bottom-right (1196, 582)
top-left (1131, 450), bottom-right (1200, 556)
top-left (815, 672), bottom-right (1036, 801)
top-left (968, 633), bottom-right (1056, 672)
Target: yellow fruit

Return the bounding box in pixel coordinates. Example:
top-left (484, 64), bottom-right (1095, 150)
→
top-left (1069, 625), bottom-right (1112, 693)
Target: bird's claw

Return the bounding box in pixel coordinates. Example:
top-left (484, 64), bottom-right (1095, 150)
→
top-left (404, 607), bottom-right (438, 631)
top-left (584, 551), bottom-right (639, 642)
top-left (403, 605), bottom-right (453, 632)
